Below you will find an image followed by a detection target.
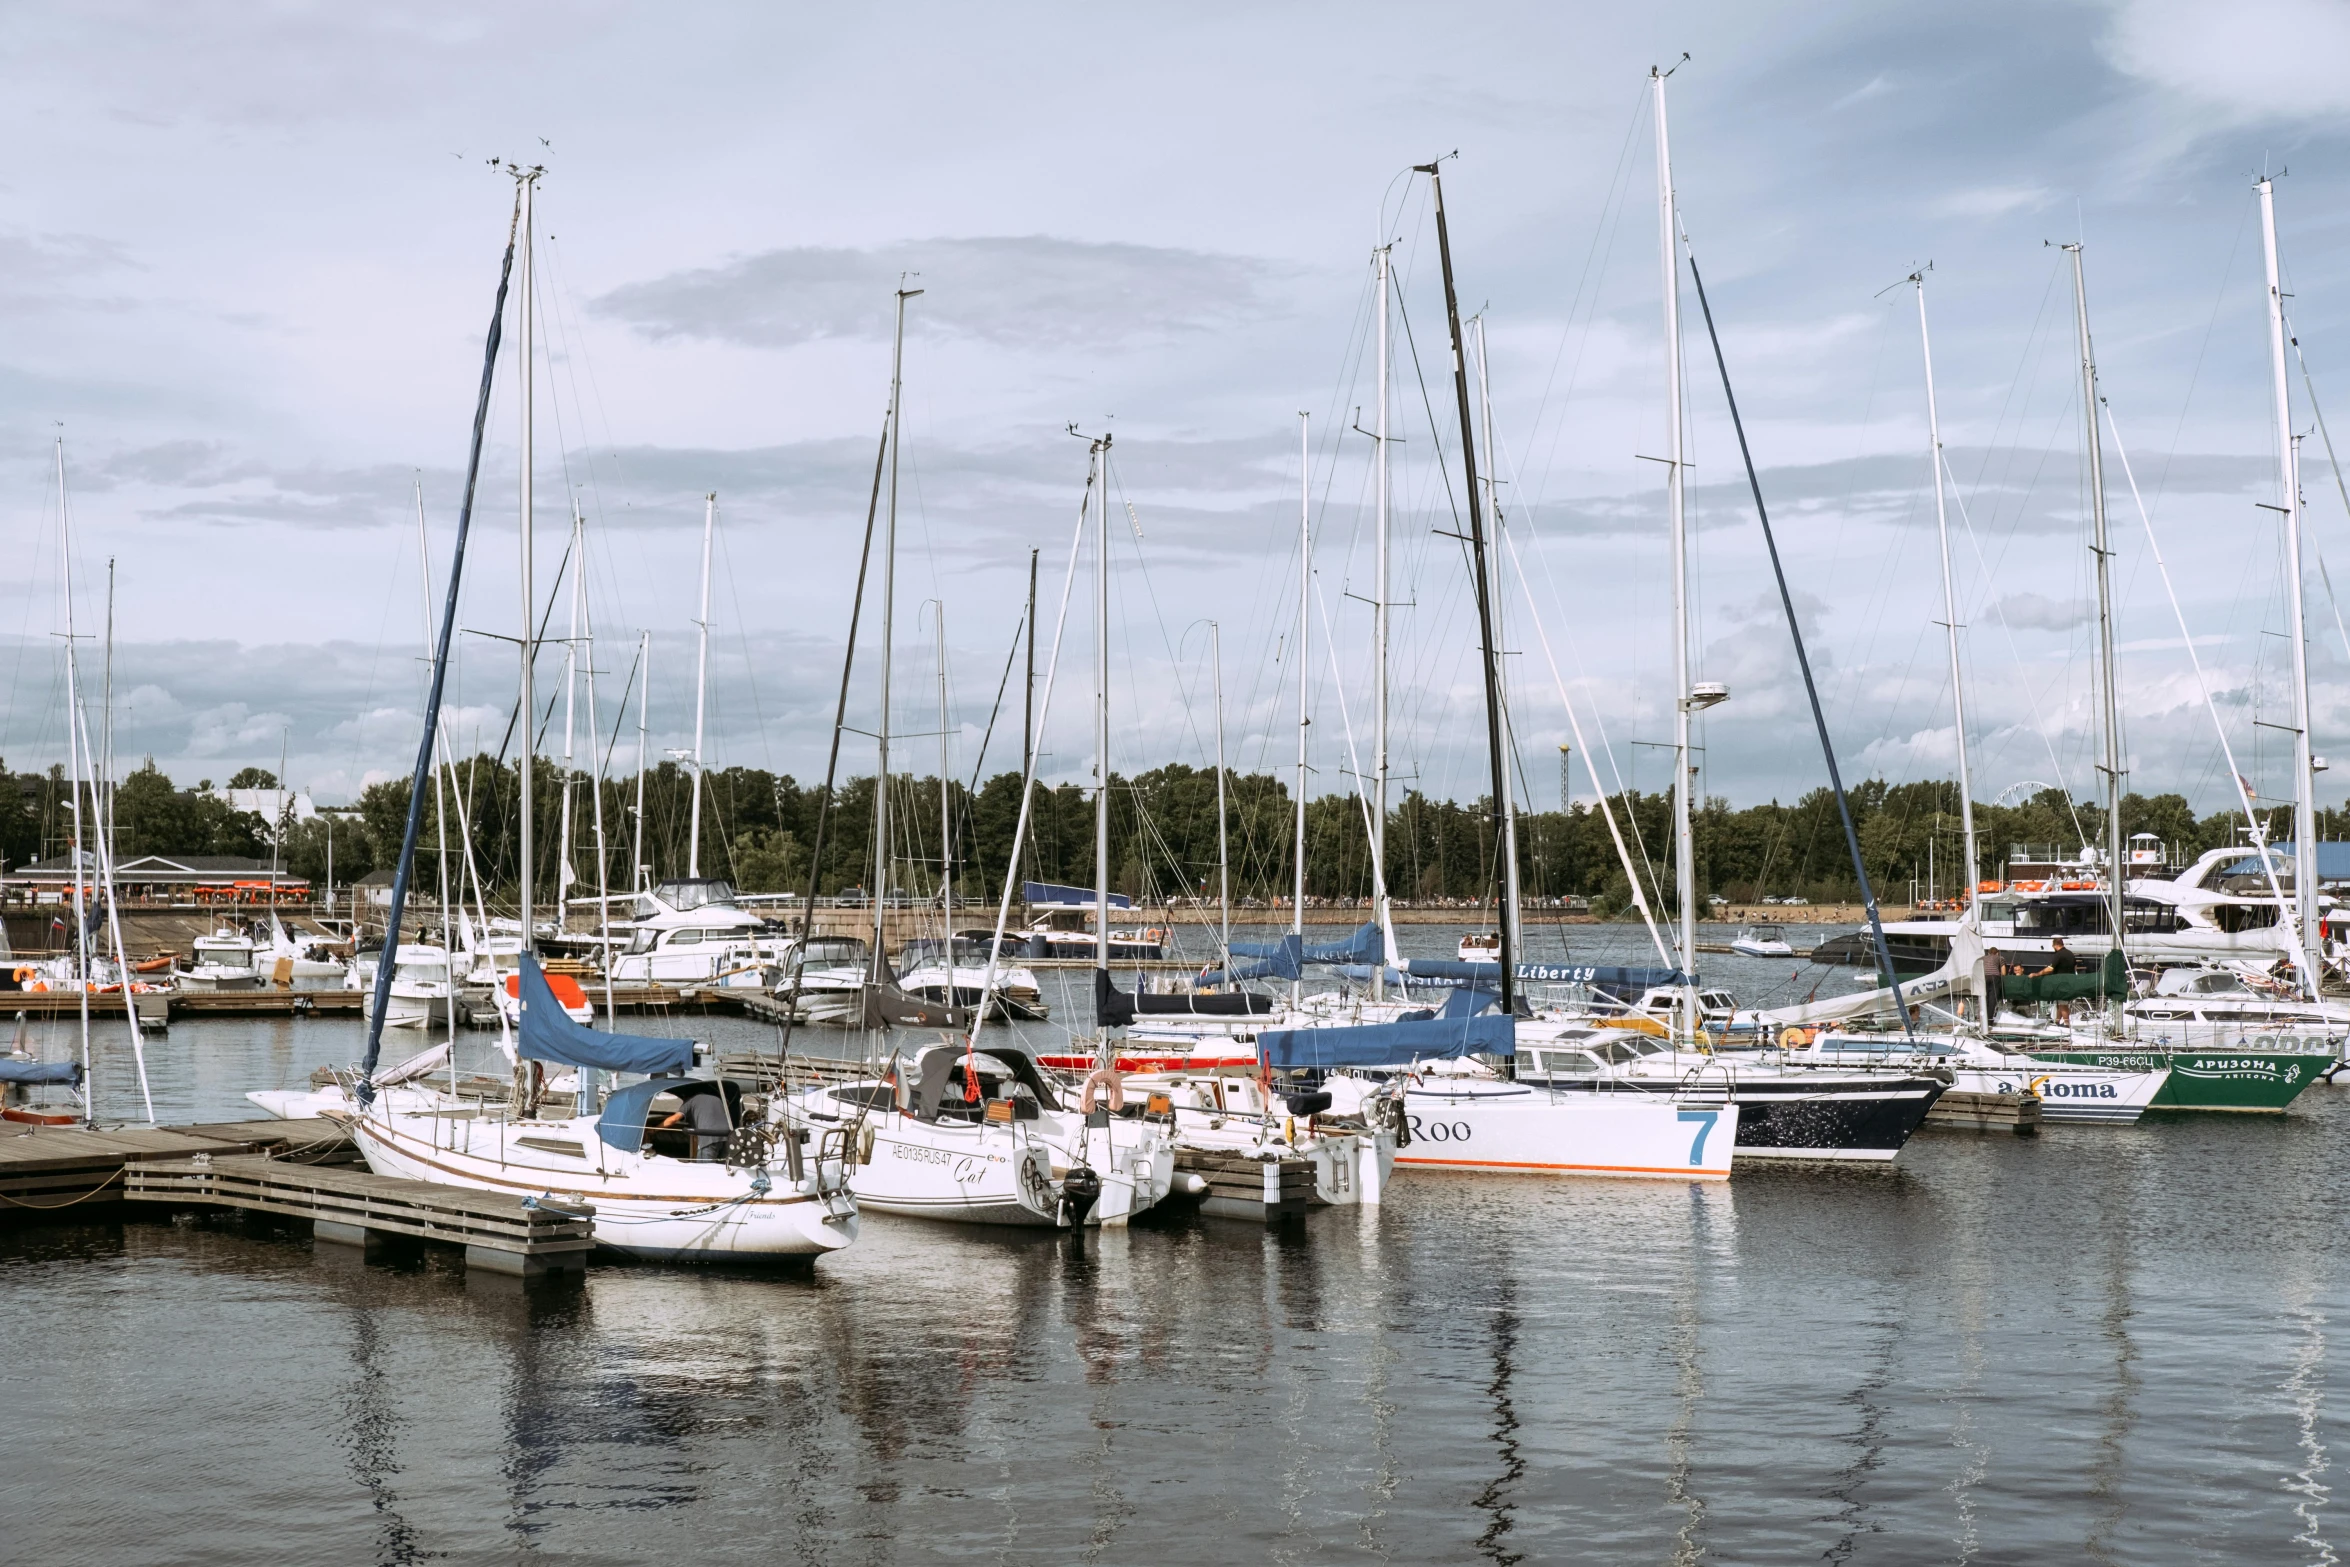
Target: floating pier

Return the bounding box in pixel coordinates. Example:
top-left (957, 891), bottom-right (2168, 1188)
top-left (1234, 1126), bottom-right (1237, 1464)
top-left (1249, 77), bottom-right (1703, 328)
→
top-left (127, 1153), bottom-right (593, 1275)
top-left (1924, 1089), bottom-right (2041, 1133)
top-left (0, 1116), bottom-right (355, 1214)
top-left (1174, 1147), bottom-right (1317, 1222)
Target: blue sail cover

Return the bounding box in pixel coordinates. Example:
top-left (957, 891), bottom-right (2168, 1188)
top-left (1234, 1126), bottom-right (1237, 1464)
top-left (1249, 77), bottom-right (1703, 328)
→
top-left (1305, 922), bottom-right (1385, 964)
top-left (0, 1058), bottom-right (80, 1085)
top-left (595, 1077), bottom-right (671, 1151)
top-left (516, 954), bottom-right (693, 1076)
top-left (1401, 959), bottom-right (1692, 988)
top-left (1199, 933), bottom-right (1302, 984)
top-left (1022, 880), bottom-right (1133, 909)
top-left (1260, 1013), bottom-right (1515, 1068)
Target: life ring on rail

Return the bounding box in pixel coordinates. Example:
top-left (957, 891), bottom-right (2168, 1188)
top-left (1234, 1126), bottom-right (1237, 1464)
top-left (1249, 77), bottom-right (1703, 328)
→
top-left (2013, 880), bottom-right (2045, 892)
top-left (1781, 1027), bottom-right (1815, 1048)
top-left (12, 966), bottom-right (35, 987)
top-left (1078, 1067), bottom-right (1126, 1115)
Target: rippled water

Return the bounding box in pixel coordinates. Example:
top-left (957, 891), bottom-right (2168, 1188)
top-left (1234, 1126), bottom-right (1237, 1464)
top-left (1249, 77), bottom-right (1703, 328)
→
top-left (4, 925), bottom-right (2344, 1562)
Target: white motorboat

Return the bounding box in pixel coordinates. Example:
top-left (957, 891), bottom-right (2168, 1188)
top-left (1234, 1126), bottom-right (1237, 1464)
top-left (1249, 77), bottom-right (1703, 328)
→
top-left (1458, 931), bottom-right (1502, 963)
top-left (177, 928), bottom-right (261, 992)
top-left (895, 936), bottom-right (1047, 1020)
top-left (608, 877), bottom-right (797, 986)
top-left (351, 944), bottom-right (462, 1031)
top-left (2123, 964), bottom-right (2350, 1049)
top-left (789, 1043), bottom-right (1172, 1228)
top-left (1729, 924), bottom-right (1794, 958)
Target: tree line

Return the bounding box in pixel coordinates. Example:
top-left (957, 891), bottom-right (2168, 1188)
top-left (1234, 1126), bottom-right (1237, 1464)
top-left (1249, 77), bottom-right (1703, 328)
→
top-left (5, 753), bottom-right (2336, 916)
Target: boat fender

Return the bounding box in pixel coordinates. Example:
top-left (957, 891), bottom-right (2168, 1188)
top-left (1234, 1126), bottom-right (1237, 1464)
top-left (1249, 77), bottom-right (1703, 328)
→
top-left (1285, 1089), bottom-right (1333, 1118)
top-left (1059, 1163), bottom-right (1102, 1228)
top-left (1079, 1068), bottom-right (1125, 1115)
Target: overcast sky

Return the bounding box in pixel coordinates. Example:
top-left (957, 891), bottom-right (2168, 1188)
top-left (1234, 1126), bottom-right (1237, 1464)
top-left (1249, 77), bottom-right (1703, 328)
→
top-left (4, 1), bottom-right (2350, 838)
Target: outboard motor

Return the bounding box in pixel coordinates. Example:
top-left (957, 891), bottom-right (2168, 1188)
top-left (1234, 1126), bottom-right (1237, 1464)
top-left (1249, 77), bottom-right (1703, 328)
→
top-left (1059, 1163), bottom-right (1103, 1228)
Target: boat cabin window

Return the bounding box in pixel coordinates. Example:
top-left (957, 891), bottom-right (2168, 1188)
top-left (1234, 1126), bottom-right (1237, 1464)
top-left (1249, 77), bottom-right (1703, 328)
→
top-left (829, 1084), bottom-right (897, 1110)
top-left (656, 879), bottom-right (738, 912)
top-left (2210, 903), bottom-right (2282, 933)
top-left (626, 928), bottom-right (658, 955)
top-left (1589, 1040), bottom-right (1646, 1064)
top-left (2190, 972), bottom-right (2251, 995)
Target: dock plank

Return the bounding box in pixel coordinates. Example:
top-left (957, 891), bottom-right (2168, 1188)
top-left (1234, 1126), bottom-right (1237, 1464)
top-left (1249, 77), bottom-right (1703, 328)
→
top-left (126, 1154), bottom-right (594, 1257)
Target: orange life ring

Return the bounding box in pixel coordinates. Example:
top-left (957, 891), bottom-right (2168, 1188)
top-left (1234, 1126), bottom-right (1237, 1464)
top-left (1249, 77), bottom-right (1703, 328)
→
top-left (1978, 880), bottom-right (2002, 893)
top-left (2061, 880), bottom-right (2093, 891)
top-left (11, 965), bottom-right (34, 986)
top-left (1079, 1067), bottom-right (1126, 1115)
top-left (2014, 880), bottom-right (2045, 892)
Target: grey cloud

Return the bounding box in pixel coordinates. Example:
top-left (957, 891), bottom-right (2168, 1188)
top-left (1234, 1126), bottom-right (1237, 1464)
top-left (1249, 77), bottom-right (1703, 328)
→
top-left (1990, 591), bottom-right (2091, 630)
top-left (594, 236), bottom-right (1291, 350)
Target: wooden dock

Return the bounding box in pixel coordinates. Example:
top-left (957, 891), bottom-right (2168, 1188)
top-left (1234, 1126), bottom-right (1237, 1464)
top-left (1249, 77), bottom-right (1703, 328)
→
top-left (1924, 1089), bottom-right (2041, 1133)
top-left (127, 1154), bottom-right (593, 1275)
top-left (1173, 1146), bottom-right (1317, 1222)
top-left (0, 1116), bottom-right (356, 1214)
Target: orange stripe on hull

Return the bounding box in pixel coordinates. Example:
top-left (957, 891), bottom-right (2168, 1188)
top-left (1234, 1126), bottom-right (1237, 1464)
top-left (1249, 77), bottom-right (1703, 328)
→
top-left (1396, 1154), bottom-right (1728, 1179)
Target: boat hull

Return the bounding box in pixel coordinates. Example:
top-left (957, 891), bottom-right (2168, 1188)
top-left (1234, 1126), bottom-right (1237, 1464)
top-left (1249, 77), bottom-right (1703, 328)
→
top-left (350, 1114), bottom-right (856, 1260)
top-left (1526, 1075), bottom-right (1942, 1162)
top-left (2025, 1047), bottom-right (2328, 1112)
top-left (1396, 1085), bottom-right (1737, 1180)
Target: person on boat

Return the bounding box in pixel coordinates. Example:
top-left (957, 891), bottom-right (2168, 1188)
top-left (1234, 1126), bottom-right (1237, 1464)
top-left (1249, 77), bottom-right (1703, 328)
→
top-left (2031, 939), bottom-right (2081, 978)
top-left (657, 1086), bottom-right (735, 1161)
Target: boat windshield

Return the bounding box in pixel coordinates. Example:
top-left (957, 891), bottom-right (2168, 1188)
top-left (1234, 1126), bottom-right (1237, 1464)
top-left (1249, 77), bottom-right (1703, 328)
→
top-left (656, 879), bottom-right (737, 912)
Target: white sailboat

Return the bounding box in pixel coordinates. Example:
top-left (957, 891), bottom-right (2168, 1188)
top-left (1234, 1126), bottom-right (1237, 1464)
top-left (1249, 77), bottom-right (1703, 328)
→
top-left (344, 171), bottom-right (853, 1262)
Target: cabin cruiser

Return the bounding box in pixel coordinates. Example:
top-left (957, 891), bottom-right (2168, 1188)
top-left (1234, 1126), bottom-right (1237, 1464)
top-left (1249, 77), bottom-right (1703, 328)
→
top-left (177, 928), bottom-right (261, 992)
top-left (1008, 881), bottom-right (1165, 960)
top-left (1458, 932), bottom-right (1502, 962)
top-left (351, 943), bottom-right (462, 1030)
top-left (895, 935), bottom-right (1047, 1020)
top-left (2125, 963), bottom-right (2350, 1038)
top-left (785, 1042), bottom-right (1174, 1227)
top-left (345, 957), bottom-right (857, 1261)
top-left (608, 877), bottom-right (796, 986)
top-left (1514, 1021), bottom-right (1943, 1161)
top-left (774, 936), bottom-right (873, 1024)
top-left (2120, 843), bottom-right (2342, 964)
top-left (1729, 924), bottom-right (1794, 958)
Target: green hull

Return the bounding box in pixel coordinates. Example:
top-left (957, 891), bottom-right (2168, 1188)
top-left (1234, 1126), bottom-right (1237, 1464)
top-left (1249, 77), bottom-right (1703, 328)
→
top-left (2024, 1048), bottom-right (2332, 1112)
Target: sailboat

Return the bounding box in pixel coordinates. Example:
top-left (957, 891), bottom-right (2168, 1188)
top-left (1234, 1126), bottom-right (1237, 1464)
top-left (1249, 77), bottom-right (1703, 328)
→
top-left (342, 170), bottom-right (855, 1260)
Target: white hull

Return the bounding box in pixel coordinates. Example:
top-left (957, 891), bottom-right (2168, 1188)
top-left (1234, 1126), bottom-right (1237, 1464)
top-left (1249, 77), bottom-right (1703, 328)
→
top-left (350, 1111), bottom-right (857, 1260)
top-left (1397, 1083), bottom-right (1737, 1179)
top-left (1948, 1063), bottom-right (2167, 1123)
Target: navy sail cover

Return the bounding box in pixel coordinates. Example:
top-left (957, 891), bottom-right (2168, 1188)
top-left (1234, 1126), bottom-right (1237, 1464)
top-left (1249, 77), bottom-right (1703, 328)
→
top-left (1022, 881), bottom-right (1133, 909)
top-left (1259, 1013), bottom-right (1515, 1069)
top-left (516, 954), bottom-right (693, 1075)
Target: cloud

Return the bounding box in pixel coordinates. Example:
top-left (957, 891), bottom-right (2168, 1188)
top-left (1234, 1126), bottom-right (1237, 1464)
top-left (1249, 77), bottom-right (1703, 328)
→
top-left (2100, 0), bottom-right (2350, 124)
top-left (594, 236), bottom-right (1290, 351)
top-left (1927, 184), bottom-right (2055, 220)
top-left (1989, 591), bottom-right (2091, 631)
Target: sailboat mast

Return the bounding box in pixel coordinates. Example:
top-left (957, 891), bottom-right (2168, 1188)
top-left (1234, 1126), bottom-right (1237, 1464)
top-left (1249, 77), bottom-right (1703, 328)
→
top-left (2064, 242), bottom-right (2126, 971)
top-left (1293, 413), bottom-right (1309, 1010)
top-left (1418, 159), bottom-right (1515, 1022)
top-left (1474, 314), bottom-right (1522, 961)
top-left (1212, 620), bottom-right (1231, 972)
top-left (55, 440), bottom-right (92, 1110)
top-left (1023, 547), bottom-right (1038, 784)
top-left (688, 492), bottom-right (714, 877)
top-left (416, 484), bottom-right (455, 970)
top-left (1095, 434), bottom-right (1114, 977)
top-left (583, 547), bottom-right (615, 1033)
top-left (936, 602), bottom-right (952, 923)
top-left (1915, 273), bottom-right (1980, 898)
top-left (517, 169), bottom-right (537, 957)
top-left (1652, 71), bottom-right (1697, 1039)
top-left (633, 632), bottom-right (650, 895)
top-left (89, 555), bottom-right (151, 1121)
top-left (875, 288), bottom-right (917, 972)
top-left (561, 501), bottom-right (582, 924)
top-left (1373, 242), bottom-right (1392, 1000)
top-left (2259, 177), bottom-right (2320, 986)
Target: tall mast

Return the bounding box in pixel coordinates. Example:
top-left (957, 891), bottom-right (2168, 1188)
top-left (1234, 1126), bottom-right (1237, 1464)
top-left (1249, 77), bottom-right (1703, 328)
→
top-left (56, 439), bottom-right (92, 1110)
top-left (583, 548), bottom-right (614, 1035)
top-left (1373, 242), bottom-right (1393, 999)
top-left (687, 492), bottom-right (714, 877)
top-left (632, 631), bottom-right (650, 895)
top-left (1023, 547), bottom-right (1038, 785)
top-left (83, 557), bottom-right (151, 1122)
top-left (1418, 159), bottom-right (1515, 1024)
top-left (2064, 242), bottom-right (2127, 974)
top-left (1474, 314), bottom-right (1521, 963)
top-left (1212, 620), bottom-right (1231, 972)
top-left (517, 168), bottom-right (537, 956)
top-left (1293, 413), bottom-right (1309, 1011)
top-left (1914, 272), bottom-right (1980, 900)
top-left (1095, 433), bottom-right (1114, 978)
top-left (1653, 70), bottom-right (1696, 1041)
top-left (2260, 177), bottom-right (2320, 989)
top-left (875, 288), bottom-right (917, 973)
top-left (560, 500), bottom-right (582, 925)
top-left (936, 602), bottom-right (952, 924)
